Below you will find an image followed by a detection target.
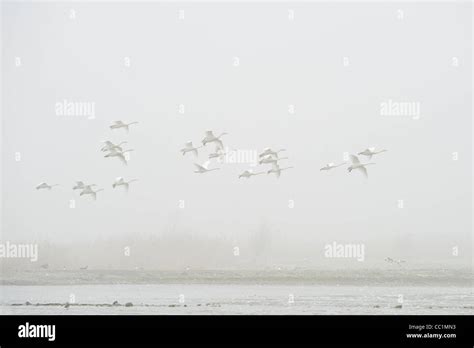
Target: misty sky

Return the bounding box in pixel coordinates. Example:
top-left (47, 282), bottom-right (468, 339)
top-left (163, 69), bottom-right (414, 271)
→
top-left (1, 2), bottom-right (472, 266)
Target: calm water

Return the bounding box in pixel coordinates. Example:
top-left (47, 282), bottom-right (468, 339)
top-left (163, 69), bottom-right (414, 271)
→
top-left (1, 283), bottom-right (472, 315)
top-left (1, 269), bottom-right (471, 314)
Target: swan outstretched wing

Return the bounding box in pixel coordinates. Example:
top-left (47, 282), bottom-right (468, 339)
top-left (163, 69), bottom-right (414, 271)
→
top-left (215, 139), bottom-right (224, 150)
top-left (117, 153), bottom-right (127, 165)
top-left (194, 163), bottom-right (206, 171)
top-left (357, 166), bottom-right (368, 178)
top-left (349, 155), bottom-right (360, 164)
top-left (258, 147), bottom-right (271, 157)
top-left (259, 147), bottom-right (271, 157)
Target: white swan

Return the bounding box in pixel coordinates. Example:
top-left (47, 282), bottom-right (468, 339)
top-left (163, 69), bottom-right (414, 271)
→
top-left (112, 177), bottom-right (138, 191)
top-left (181, 142), bottom-right (202, 157)
top-left (36, 182), bottom-right (59, 190)
top-left (104, 148), bottom-right (134, 165)
top-left (239, 169), bottom-right (265, 179)
top-left (320, 162), bottom-right (346, 171)
top-left (80, 187), bottom-right (104, 200)
top-left (358, 147), bottom-right (387, 160)
top-left (259, 155), bottom-right (288, 165)
top-left (101, 141), bottom-right (127, 152)
top-left (259, 148), bottom-right (286, 158)
top-left (267, 164), bottom-right (293, 178)
top-left (110, 121), bottom-right (139, 132)
top-left (194, 161), bottom-right (220, 174)
top-left (347, 155), bottom-right (375, 178)
top-left (201, 130), bottom-right (228, 149)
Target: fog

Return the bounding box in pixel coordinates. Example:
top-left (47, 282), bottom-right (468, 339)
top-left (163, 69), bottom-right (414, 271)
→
top-left (1, 2), bottom-right (472, 270)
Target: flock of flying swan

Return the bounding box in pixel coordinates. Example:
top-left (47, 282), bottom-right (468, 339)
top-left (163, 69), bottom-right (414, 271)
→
top-left (36, 120), bottom-right (139, 200)
top-left (257, 148), bottom-right (293, 178)
top-left (102, 137), bottom-right (135, 166)
top-left (181, 131), bottom-right (293, 178)
top-left (182, 131), bottom-right (226, 173)
top-left (36, 122), bottom-right (388, 202)
top-left (320, 147), bottom-right (387, 178)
